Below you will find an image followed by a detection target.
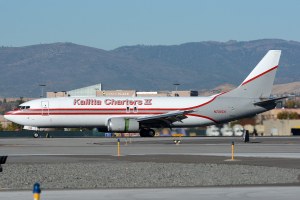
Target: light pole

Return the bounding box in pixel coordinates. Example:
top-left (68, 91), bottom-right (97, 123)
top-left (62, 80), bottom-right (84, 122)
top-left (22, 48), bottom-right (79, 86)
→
top-left (61, 91), bottom-right (67, 97)
top-left (173, 83), bottom-right (180, 97)
top-left (39, 84), bottom-right (46, 98)
top-left (19, 96), bottom-right (24, 104)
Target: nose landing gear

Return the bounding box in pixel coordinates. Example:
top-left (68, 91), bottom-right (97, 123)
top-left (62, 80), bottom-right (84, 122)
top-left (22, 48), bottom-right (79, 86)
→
top-left (33, 132), bottom-right (39, 138)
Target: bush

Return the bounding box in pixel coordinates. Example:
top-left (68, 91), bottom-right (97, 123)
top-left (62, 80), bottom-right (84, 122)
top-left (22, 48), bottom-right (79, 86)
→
top-left (277, 111), bottom-right (299, 119)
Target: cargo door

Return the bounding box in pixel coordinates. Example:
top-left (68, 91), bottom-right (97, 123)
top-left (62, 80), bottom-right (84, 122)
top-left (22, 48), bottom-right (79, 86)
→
top-left (41, 101), bottom-right (49, 116)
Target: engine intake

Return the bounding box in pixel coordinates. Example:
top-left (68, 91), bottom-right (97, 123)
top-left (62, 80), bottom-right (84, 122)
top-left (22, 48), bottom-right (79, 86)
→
top-left (107, 118), bottom-right (140, 132)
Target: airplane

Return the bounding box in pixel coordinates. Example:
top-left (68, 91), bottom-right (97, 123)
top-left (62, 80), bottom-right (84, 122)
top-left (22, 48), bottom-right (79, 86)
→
top-left (5, 50), bottom-right (283, 137)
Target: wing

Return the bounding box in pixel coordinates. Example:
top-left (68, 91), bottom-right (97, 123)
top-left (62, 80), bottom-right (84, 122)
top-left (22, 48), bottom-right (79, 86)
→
top-left (137, 110), bottom-right (194, 128)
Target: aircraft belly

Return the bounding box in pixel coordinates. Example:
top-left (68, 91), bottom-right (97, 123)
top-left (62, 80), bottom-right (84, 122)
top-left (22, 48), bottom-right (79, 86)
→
top-left (48, 115), bottom-right (108, 127)
top-left (20, 115), bottom-right (107, 127)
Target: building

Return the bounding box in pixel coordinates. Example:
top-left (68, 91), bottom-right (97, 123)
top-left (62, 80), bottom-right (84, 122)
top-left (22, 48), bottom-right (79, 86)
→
top-left (0, 97), bottom-right (35, 102)
top-left (257, 108), bottom-right (300, 122)
top-left (47, 83), bottom-right (198, 97)
top-left (136, 91), bottom-right (170, 97)
top-left (171, 90), bottom-right (198, 97)
top-left (263, 119), bottom-right (300, 136)
top-left (97, 90), bottom-right (136, 97)
top-left (47, 84), bottom-right (102, 97)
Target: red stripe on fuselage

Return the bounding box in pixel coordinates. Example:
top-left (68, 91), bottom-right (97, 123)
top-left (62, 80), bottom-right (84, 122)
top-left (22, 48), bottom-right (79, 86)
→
top-left (11, 112), bottom-right (165, 115)
top-left (7, 110), bottom-right (218, 123)
top-left (6, 95), bottom-right (222, 115)
top-left (5, 94), bottom-right (224, 125)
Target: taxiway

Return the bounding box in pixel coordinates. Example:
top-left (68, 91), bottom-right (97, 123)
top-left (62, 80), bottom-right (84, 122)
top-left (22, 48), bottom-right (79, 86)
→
top-left (0, 137), bottom-right (300, 200)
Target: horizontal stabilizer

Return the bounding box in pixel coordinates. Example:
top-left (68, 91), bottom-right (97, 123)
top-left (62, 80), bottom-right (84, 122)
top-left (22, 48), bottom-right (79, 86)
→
top-left (254, 96), bottom-right (287, 107)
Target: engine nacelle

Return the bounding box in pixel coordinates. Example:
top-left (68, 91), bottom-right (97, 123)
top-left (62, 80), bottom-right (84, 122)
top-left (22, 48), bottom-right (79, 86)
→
top-left (107, 118), bottom-right (140, 132)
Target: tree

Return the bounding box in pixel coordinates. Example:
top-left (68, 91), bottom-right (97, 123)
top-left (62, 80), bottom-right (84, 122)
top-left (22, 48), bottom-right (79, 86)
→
top-left (285, 100), bottom-right (296, 108)
top-left (277, 111), bottom-right (299, 120)
top-left (284, 100), bottom-right (300, 109)
top-left (5, 122), bottom-right (22, 131)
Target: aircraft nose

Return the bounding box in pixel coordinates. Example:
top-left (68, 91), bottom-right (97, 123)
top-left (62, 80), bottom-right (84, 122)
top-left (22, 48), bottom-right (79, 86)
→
top-left (4, 113), bottom-right (12, 121)
top-left (4, 111), bottom-right (15, 122)
top-left (4, 111), bottom-right (25, 125)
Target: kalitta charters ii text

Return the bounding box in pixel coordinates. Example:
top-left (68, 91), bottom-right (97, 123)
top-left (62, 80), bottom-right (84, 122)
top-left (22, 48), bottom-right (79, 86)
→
top-left (74, 98), bottom-right (153, 106)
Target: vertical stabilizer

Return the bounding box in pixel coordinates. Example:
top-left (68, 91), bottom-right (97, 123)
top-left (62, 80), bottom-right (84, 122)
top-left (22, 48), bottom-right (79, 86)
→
top-left (224, 50), bottom-right (281, 98)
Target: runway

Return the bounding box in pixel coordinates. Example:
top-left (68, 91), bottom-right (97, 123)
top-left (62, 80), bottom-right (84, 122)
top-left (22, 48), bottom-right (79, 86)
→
top-left (1, 137), bottom-right (300, 199)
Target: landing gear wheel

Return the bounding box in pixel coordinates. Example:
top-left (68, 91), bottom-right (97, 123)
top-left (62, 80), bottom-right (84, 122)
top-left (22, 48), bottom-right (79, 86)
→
top-left (139, 129), bottom-right (147, 137)
top-left (139, 129), bottom-right (155, 137)
top-left (33, 132), bottom-right (39, 138)
top-left (148, 129), bottom-right (155, 137)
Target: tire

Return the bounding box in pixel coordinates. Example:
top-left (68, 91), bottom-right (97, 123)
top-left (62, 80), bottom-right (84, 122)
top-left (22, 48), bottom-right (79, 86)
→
top-left (33, 132), bottom-right (39, 138)
top-left (148, 129), bottom-right (155, 137)
top-left (139, 129), bottom-right (155, 137)
top-left (139, 129), bottom-right (147, 137)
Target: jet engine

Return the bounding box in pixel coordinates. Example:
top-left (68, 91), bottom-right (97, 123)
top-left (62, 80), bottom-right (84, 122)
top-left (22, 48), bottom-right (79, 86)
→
top-left (107, 118), bottom-right (140, 132)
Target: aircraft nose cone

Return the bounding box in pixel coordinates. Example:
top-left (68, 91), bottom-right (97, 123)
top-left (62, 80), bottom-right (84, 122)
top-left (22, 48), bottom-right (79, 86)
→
top-left (4, 111), bottom-right (15, 122)
top-left (4, 114), bottom-right (12, 121)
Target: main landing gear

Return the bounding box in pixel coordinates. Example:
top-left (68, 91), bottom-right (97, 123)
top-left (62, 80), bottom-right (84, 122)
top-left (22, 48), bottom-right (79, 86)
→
top-left (139, 128), bottom-right (155, 137)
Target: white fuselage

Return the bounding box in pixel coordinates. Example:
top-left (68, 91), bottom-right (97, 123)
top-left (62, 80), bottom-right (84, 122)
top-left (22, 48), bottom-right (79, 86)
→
top-left (5, 96), bottom-right (219, 128)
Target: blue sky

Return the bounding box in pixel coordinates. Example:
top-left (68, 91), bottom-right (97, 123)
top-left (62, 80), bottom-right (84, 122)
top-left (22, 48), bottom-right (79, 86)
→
top-left (0, 0), bottom-right (299, 50)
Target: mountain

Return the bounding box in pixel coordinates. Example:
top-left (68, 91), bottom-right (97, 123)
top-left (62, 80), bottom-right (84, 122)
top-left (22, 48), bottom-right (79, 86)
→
top-left (0, 39), bottom-right (300, 97)
top-left (199, 82), bottom-right (300, 96)
top-left (272, 82), bottom-right (300, 95)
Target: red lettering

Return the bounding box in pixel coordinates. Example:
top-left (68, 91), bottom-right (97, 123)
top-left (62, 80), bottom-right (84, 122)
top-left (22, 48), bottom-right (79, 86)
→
top-left (74, 99), bottom-right (80, 105)
top-left (144, 99), bottom-right (152, 105)
top-left (74, 99), bottom-right (102, 106)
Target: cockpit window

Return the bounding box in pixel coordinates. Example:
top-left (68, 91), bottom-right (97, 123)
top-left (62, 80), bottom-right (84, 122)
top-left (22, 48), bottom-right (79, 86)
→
top-left (18, 106), bottom-right (30, 110)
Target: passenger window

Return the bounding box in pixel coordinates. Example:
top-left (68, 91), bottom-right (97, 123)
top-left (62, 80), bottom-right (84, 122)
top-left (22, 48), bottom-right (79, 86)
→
top-left (133, 107), bottom-right (138, 113)
top-left (126, 107), bottom-right (130, 113)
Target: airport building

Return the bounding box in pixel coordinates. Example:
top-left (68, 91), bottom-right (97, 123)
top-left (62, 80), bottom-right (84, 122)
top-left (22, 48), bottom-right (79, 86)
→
top-left (47, 84), bottom-right (102, 98)
top-left (263, 119), bottom-right (300, 136)
top-left (46, 83), bottom-right (198, 97)
top-left (0, 97), bottom-right (35, 102)
top-left (97, 90), bottom-right (136, 97)
top-left (258, 108), bottom-right (300, 121)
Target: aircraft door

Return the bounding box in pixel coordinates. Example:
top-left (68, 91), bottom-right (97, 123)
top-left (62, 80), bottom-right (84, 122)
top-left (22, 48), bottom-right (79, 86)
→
top-left (41, 101), bottom-right (49, 116)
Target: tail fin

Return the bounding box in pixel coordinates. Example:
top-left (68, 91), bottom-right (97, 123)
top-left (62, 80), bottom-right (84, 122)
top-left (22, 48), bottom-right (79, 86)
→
top-left (224, 50), bottom-right (281, 98)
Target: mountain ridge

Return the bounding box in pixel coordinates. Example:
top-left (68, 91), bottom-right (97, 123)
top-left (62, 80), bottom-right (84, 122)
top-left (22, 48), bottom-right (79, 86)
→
top-left (0, 39), bottom-right (299, 97)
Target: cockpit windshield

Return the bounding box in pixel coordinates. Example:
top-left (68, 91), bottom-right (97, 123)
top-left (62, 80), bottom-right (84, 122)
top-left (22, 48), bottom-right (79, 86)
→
top-left (18, 106), bottom-right (30, 110)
